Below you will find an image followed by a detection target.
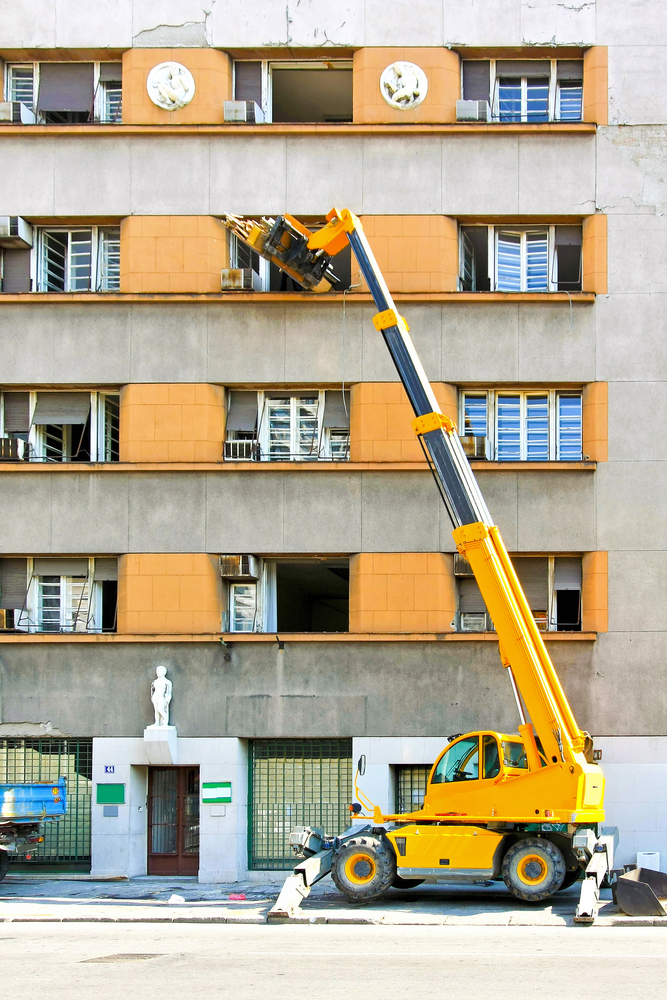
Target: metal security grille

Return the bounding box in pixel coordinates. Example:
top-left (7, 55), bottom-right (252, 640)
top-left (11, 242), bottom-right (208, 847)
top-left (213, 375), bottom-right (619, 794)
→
top-left (0, 738), bottom-right (92, 866)
top-left (249, 738), bottom-right (352, 870)
top-left (395, 765), bottom-right (432, 814)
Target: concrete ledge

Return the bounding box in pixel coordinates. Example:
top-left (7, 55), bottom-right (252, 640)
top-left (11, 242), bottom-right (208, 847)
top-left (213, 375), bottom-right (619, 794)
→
top-left (0, 461), bottom-right (597, 474)
top-left (0, 631), bottom-right (598, 644)
top-left (0, 291), bottom-right (596, 304)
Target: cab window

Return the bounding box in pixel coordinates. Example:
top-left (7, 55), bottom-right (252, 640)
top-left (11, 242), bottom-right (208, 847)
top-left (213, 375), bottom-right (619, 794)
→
top-left (502, 740), bottom-right (528, 769)
top-left (431, 736), bottom-right (479, 783)
top-left (483, 735), bottom-right (501, 778)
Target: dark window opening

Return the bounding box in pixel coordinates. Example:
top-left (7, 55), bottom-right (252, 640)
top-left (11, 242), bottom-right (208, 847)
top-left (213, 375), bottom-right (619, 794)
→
top-left (460, 227), bottom-right (490, 291)
top-left (42, 418), bottom-right (91, 462)
top-left (271, 67), bottom-right (353, 123)
top-left (556, 590), bottom-right (581, 632)
top-left (101, 580), bottom-right (118, 632)
top-left (276, 559), bottom-right (349, 632)
top-left (395, 765), bottom-right (431, 813)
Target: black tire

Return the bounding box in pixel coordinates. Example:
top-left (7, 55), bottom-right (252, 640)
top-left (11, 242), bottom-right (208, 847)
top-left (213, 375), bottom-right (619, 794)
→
top-left (502, 838), bottom-right (566, 902)
top-left (391, 875), bottom-right (425, 889)
top-left (558, 868), bottom-right (582, 891)
top-left (0, 852), bottom-right (10, 883)
top-left (331, 835), bottom-right (397, 903)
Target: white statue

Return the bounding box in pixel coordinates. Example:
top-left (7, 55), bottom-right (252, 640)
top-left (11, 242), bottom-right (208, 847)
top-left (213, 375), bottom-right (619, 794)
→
top-left (380, 61), bottom-right (428, 110)
top-left (150, 666), bottom-right (172, 727)
top-left (146, 62), bottom-right (196, 111)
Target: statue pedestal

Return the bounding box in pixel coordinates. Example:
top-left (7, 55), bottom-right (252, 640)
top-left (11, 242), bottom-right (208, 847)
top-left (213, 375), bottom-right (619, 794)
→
top-left (143, 725), bottom-right (178, 765)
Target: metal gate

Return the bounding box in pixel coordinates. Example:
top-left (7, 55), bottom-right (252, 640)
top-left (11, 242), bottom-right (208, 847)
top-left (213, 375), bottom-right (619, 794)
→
top-left (395, 765), bottom-right (432, 814)
top-left (249, 738), bottom-right (352, 870)
top-left (0, 738), bottom-right (92, 868)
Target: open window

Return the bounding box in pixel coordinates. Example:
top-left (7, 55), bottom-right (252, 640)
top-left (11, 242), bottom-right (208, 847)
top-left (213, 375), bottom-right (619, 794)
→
top-left (224, 389), bottom-right (350, 462)
top-left (1, 557), bottom-right (118, 633)
top-left (36, 226), bottom-right (120, 292)
top-left (0, 390), bottom-right (120, 463)
top-left (4, 61), bottom-right (121, 124)
top-left (221, 556), bottom-right (349, 633)
top-left (459, 388), bottom-right (582, 462)
top-left (461, 59), bottom-right (583, 123)
top-left (454, 554), bottom-right (582, 633)
top-left (459, 224), bottom-right (581, 293)
top-left (233, 60), bottom-right (353, 123)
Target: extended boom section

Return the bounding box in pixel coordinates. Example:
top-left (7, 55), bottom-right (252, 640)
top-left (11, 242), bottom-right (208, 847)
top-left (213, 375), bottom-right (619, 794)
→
top-left (220, 209), bottom-right (614, 922)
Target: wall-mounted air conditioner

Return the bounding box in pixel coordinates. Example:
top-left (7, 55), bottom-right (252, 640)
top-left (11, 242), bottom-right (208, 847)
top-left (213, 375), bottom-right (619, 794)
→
top-left (459, 435), bottom-right (490, 460)
top-left (458, 611), bottom-right (493, 632)
top-left (0, 438), bottom-right (21, 461)
top-left (456, 99), bottom-right (490, 123)
top-left (223, 100), bottom-right (265, 124)
top-left (0, 102), bottom-right (36, 124)
top-left (219, 555), bottom-right (261, 580)
top-left (0, 216), bottom-right (33, 249)
top-left (221, 267), bottom-right (262, 291)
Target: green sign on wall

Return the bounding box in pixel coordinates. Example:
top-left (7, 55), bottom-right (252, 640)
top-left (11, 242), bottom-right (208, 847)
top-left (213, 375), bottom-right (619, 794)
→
top-left (96, 783), bottom-right (125, 805)
top-left (202, 781), bottom-right (232, 804)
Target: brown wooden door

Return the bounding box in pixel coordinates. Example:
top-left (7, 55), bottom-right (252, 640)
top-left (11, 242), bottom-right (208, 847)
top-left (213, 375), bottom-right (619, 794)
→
top-left (147, 767), bottom-right (199, 875)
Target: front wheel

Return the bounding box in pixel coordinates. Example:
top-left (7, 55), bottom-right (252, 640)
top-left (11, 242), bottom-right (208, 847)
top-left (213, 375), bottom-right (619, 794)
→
top-left (0, 851), bottom-right (10, 882)
top-left (502, 838), bottom-right (566, 902)
top-left (331, 835), bottom-right (396, 903)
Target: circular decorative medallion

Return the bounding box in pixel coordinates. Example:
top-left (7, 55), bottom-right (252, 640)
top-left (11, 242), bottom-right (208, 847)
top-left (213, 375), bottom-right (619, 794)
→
top-left (146, 62), bottom-right (196, 110)
top-left (379, 61), bottom-right (428, 110)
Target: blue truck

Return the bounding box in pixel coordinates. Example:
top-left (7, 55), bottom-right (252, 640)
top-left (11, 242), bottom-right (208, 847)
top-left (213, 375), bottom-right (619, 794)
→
top-left (0, 778), bottom-right (67, 880)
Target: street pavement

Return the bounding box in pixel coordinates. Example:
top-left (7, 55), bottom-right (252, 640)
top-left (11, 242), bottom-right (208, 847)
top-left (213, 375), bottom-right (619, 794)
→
top-left (1, 921), bottom-right (666, 1000)
top-left (0, 873), bottom-right (663, 926)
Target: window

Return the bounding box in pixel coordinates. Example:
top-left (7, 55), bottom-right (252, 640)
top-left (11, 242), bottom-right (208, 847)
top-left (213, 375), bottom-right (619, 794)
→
top-left (4, 61), bottom-right (122, 123)
top-left (228, 232), bottom-right (269, 290)
top-left (225, 390), bottom-right (350, 462)
top-left (5, 557), bottom-right (118, 634)
top-left (459, 225), bottom-right (582, 293)
top-left (36, 226), bottom-right (120, 292)
top-left (431, 736), bottom-right (480, 783)
top-left (233, 60), bottom-right (353, 123)
top-left (461, 59), bottom-right (583, 123)
top-left (249, 739), bottom-right (352, 869)
top-left (460, 389), bottom-right (582, 462)
top-left (222, 557), bottom-right (349, 633)
top-left (5, 64), bottom-right (34, 105)
top-left (0, 390), bottom-right (120, 462)
top-left (96, 64), bottom-right (122, 123)
top-left (395, 765), bottom-right (432, 813)
top-left (454, 554), bottom-right (582, 633)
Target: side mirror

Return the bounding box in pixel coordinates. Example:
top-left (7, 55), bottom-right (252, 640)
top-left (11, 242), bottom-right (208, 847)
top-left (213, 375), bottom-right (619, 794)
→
top-left (357, 754), bottom-right (366, 776)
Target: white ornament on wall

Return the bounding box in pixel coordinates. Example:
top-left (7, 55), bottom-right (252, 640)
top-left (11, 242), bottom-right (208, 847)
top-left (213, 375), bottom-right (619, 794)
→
top-left (379, 61), bottom-right (428, 110)
top-left (147, 62), bottom-right (196, 111)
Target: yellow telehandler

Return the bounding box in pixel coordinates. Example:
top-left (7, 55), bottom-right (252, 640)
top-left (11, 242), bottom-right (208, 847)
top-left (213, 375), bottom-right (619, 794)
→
top-left (221, 208), bottom-right (617, 923)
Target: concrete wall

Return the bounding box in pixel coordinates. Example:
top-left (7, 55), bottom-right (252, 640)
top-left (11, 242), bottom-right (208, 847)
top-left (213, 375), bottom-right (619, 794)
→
top-left (0, 468), bottom-right (597, 554)
top-left (1, 634), bottom-right (664, 739)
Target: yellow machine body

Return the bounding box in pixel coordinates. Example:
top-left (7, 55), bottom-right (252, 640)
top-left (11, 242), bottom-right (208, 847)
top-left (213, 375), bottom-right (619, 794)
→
top-left (386, 824), bottom-right (504, 879)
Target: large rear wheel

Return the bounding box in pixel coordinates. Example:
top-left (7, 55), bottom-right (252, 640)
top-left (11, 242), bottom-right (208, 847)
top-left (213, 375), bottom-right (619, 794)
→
top-left (331, 835), bottom-right (396, 903)
top-left (502, 838), bottom-right (566, 902)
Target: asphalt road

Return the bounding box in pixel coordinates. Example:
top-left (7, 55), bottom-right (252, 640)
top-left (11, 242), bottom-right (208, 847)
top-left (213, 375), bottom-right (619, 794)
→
top-left (3, 923), bottom-right (666, 999)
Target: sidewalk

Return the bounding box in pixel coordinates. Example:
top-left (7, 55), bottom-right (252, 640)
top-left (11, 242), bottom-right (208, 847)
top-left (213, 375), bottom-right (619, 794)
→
top-left (1, 874), bottom-right (664, 926)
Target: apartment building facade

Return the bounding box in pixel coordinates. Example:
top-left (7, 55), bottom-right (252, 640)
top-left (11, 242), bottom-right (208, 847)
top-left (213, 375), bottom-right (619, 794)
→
top-left (0, 1), bottom-right (664, 880)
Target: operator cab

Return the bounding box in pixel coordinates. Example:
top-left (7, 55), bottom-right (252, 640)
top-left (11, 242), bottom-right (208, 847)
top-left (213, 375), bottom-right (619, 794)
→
top-left (419, 732), bottom-right (529, 815)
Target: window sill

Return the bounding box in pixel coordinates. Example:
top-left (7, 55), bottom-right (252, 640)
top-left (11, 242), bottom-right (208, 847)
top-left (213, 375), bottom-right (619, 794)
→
top-left (0, 291), bottom-right (597, 304)
top-left (0, 460), bottom-right (597, 473)
top-left (0, 121), bottom-right (598, 137)
top-left (0, 631), bottom-right (599, 643)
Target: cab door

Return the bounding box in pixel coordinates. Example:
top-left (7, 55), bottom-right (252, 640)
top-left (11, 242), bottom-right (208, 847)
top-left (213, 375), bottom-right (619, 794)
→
top-left (423, 734), bottom-right (503, 814)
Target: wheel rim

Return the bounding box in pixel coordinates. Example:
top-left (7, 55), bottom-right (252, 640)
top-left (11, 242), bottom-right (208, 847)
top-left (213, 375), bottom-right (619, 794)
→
top-left (517, 853), bottom-right (548, 885)
top-left (345, 852), bottom-right (376, 885)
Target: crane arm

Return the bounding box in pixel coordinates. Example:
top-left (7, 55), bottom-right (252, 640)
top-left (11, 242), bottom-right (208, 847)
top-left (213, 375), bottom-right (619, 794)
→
top-left (219, 208), bottom-right (591, 769)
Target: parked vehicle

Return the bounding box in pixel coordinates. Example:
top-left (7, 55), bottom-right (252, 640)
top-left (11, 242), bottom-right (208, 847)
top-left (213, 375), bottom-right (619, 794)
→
top-left (0, 777), bottom-right (66, 880)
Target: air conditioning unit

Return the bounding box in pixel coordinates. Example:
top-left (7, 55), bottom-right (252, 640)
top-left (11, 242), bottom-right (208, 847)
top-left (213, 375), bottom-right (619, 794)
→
top-left (458, 611), bottom-right (494, 632)
top-left (0, 216), bottom-right (33, 249)
top-left (219, 555), bottom-right (261, 580)
top-left (454, 554), bottom-right (475, 577)
top-left (221, 267), bottom-right (263, 291)
top-left (223, 100), bottom-right (265, 124)
top-left (456, 99), bottom-right (490, 123)
top-left (0, 102), bottom-right (36, 124)
top-left (459, 435), bottom-right (490, 460)
top-left (0, 438), bottom-right (21, 461)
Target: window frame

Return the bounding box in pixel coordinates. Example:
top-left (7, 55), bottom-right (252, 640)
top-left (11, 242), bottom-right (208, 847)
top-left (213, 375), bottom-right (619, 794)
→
top-left (26, 390), bottom-right (120, 463)
top-left (487, 58), bottom-right (582, 123)
top-left (458, 224), bottom-right (581, 293)
top-left (264, 60), bottom-right (353, 124)
top-left (4, 62), bottom-right (38, 106)
top-left (5, 61), bottom-right (123, 123)
top-left (34, 225), bottom-right (120, 292)
top-left (229, 232), bottom-right (270, 290)
top-left (459, 388), bottom-right (582, 463)
top-left (18, 557), bottom-right (100, 634)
